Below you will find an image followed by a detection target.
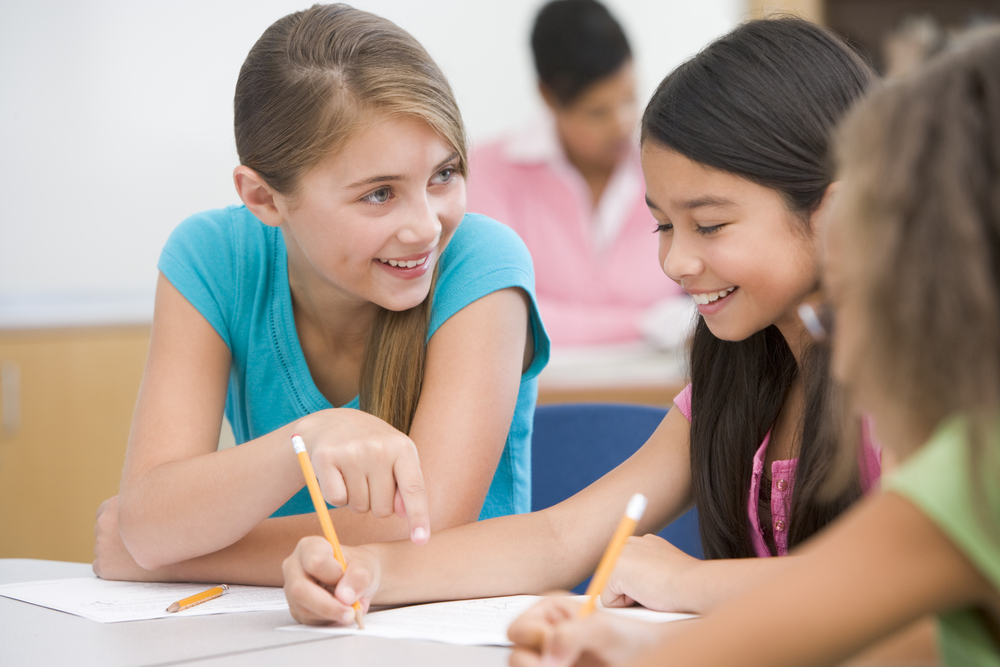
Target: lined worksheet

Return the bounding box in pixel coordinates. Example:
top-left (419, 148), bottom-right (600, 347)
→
top-left (280, 595), bottom-right (696, 646)
top-left (0, 577), bottom-right (288, 623)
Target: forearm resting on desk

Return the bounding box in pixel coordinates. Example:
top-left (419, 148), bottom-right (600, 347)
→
top-left (96, 504), bottom-right (437, 587)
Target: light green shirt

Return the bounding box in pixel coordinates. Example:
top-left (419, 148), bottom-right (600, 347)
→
top-left (886, 417), bottom-right (1000, 666)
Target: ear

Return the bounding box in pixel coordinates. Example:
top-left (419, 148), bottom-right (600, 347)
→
top-left (810, 181), bottom-right (840, 239)
top-left (233, 166), bottom-right (285, 228)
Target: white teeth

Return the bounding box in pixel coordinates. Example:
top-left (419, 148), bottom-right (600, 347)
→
top-left (692, 287), bottom-right (735, 305)
top-left (377, 256), bottom-right (428, 268)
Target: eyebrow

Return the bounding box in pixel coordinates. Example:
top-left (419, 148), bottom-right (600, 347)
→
top-left (346, 152), bottom-right (460, 189)
top-left (680, 196), bottom-right (736, 210)
top-left (347, 174), bottom-right (402, 189)
top-left (645, 194), bottom-right (736, 211)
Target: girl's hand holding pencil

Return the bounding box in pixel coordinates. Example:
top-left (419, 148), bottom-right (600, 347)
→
top-left (283, 535), bottom-right (381, 626)
top-left (601, 534), bottom-right (702, 613)
top-left (509, 494), bottom-right (657, 666)
top-left (507, 596), bottom-right (666, 667)
top-left (291, 434), bottom-right (367, 628)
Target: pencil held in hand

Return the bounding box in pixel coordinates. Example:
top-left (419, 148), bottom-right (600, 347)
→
top-left (291, 434), bottom-right (365, 629)
top-left (580, 493), bottom-right (648, 617)
top-left (166, 584), bottom-right (228, 613)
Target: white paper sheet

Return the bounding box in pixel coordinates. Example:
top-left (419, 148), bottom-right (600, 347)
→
top-left (0, 577), bottom-right (289, 623)
top-left (280, 595), bottom-right (696, 646)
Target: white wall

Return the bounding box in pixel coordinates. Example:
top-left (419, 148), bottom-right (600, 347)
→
top-left (0, 0), bottom-right (742, 309)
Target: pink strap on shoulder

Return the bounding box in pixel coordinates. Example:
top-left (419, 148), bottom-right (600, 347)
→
top-left (673, 383), bottom-right (693, 422)
top-left (859, 416), bottom-right (883, 492)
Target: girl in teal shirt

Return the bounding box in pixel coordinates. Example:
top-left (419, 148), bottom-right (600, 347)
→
top-left (92, 4), bottom-right (548, 587)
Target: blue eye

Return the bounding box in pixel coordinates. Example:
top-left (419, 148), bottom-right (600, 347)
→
top-left (363, 187), bottom-right (392, 205)
top-left (434, 167), bottom-right (457, 184)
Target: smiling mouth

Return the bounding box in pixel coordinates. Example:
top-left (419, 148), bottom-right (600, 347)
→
top-left (376, 257), bottom-right (427, 268)
top-left (691, 287), bottom-right (736, 305)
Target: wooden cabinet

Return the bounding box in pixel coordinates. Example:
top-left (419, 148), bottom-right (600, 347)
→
top-left (0, 327), bottom-right (150, 563)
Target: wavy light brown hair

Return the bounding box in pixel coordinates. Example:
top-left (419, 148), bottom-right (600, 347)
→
top-left (833, 30), bottom-right (1000, 493)
top-left (234, 4), bottom-right (468, 433)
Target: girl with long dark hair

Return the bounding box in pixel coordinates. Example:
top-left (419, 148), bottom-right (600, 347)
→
top-left (510, 26), bottom-right (1000, 667)
top-left (282, 16), bottom-right (881, 623)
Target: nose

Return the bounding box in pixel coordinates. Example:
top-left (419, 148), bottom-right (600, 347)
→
top-left (397, 195), bottom-right (442, 246)
top-left (661, 230), bottom-right (702, 282)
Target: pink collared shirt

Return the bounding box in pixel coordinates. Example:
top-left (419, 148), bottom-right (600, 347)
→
top-left (466, 117), bottom-right (683, 346)
top-left (673, 384), bottom-right (882, 557)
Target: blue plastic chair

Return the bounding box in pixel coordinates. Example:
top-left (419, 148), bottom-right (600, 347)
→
top-left (531, 402), bottom-right (703, 593)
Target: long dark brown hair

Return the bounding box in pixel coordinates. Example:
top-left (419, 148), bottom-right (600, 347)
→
top-left (641, 18), bottom-right (878, 559)
top-left (234, 4), bottom-right (467, 433)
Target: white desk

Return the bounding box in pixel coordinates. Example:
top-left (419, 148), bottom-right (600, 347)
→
top-left (0, 559), bottom-right (510, 667)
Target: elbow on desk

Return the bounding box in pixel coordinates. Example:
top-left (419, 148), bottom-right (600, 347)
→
top-left (127, 545), bottom-right (172, 573)
top-left (113, 500), bottom-right (180, 573)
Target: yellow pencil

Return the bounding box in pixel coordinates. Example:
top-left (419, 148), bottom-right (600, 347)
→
top-left (579, 493), bottom-right (648, 617)
top-left (166, 584), bottom-right (229, 613)
top-left (292, 434), bottom-right (365, 629)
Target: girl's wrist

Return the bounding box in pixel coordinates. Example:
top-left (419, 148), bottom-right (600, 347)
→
top-left (351, 543), bottom-right (388, 605)
top-left (282, 416), bottom-right (323, 490)
top-left (669, 557), bottom-right (706, 614)
top-left (288, 412), bottom-right (330, 455)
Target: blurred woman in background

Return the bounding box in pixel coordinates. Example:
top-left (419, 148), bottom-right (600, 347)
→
top-left (467, 0), bottom-right (688, 347)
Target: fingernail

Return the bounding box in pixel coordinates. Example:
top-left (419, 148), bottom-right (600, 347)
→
top-left (342, 610), bottom-right (355, 624)
top-left (339, 586), bottom-right (355, 602)
top-left (543, 654), bottom-right (562, 667)
top-left (412, 527), bottom-right (427, 542)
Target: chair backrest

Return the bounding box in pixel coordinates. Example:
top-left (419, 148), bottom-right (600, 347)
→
top-left (531, 402), bottom-right (703, 585)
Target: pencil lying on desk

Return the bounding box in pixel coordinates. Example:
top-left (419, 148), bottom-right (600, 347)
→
top-left (166, 584), bottom-right (229, 613)
top-left (579, 493), bottom-right (647, 618)
top-left (291, 434), bottom-right (365, 629)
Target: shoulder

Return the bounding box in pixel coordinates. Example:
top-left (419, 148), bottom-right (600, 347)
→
top-left (162, 205), bottom-right (268, 259)
top-left (430, 214), bottom-right (550, 376)
top-left (672, 384), bottom-right (693, 421)
top-left (160, 205), bottom-right (274, 291)
top-left (439, 214), bottom-right (534, 279)
top-left (157, 205), bottom-right (275, 343)
top-left (886, 417), bottom-right (1000, 590)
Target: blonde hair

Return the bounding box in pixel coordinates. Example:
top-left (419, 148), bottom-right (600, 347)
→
top-left (234, 4), bottom-right (467, 432)
top-left (833, 30), bottom-right (1000, 487)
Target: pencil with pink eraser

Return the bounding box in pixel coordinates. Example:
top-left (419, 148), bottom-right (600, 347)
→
top-left (292, 434), bottom-right (365, 629)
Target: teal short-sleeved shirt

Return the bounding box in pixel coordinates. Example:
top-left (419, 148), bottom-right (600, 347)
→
top-left (886, 417), bottom-right (1000, 666)
top-left (158, 205), bottom-right (550, 519)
